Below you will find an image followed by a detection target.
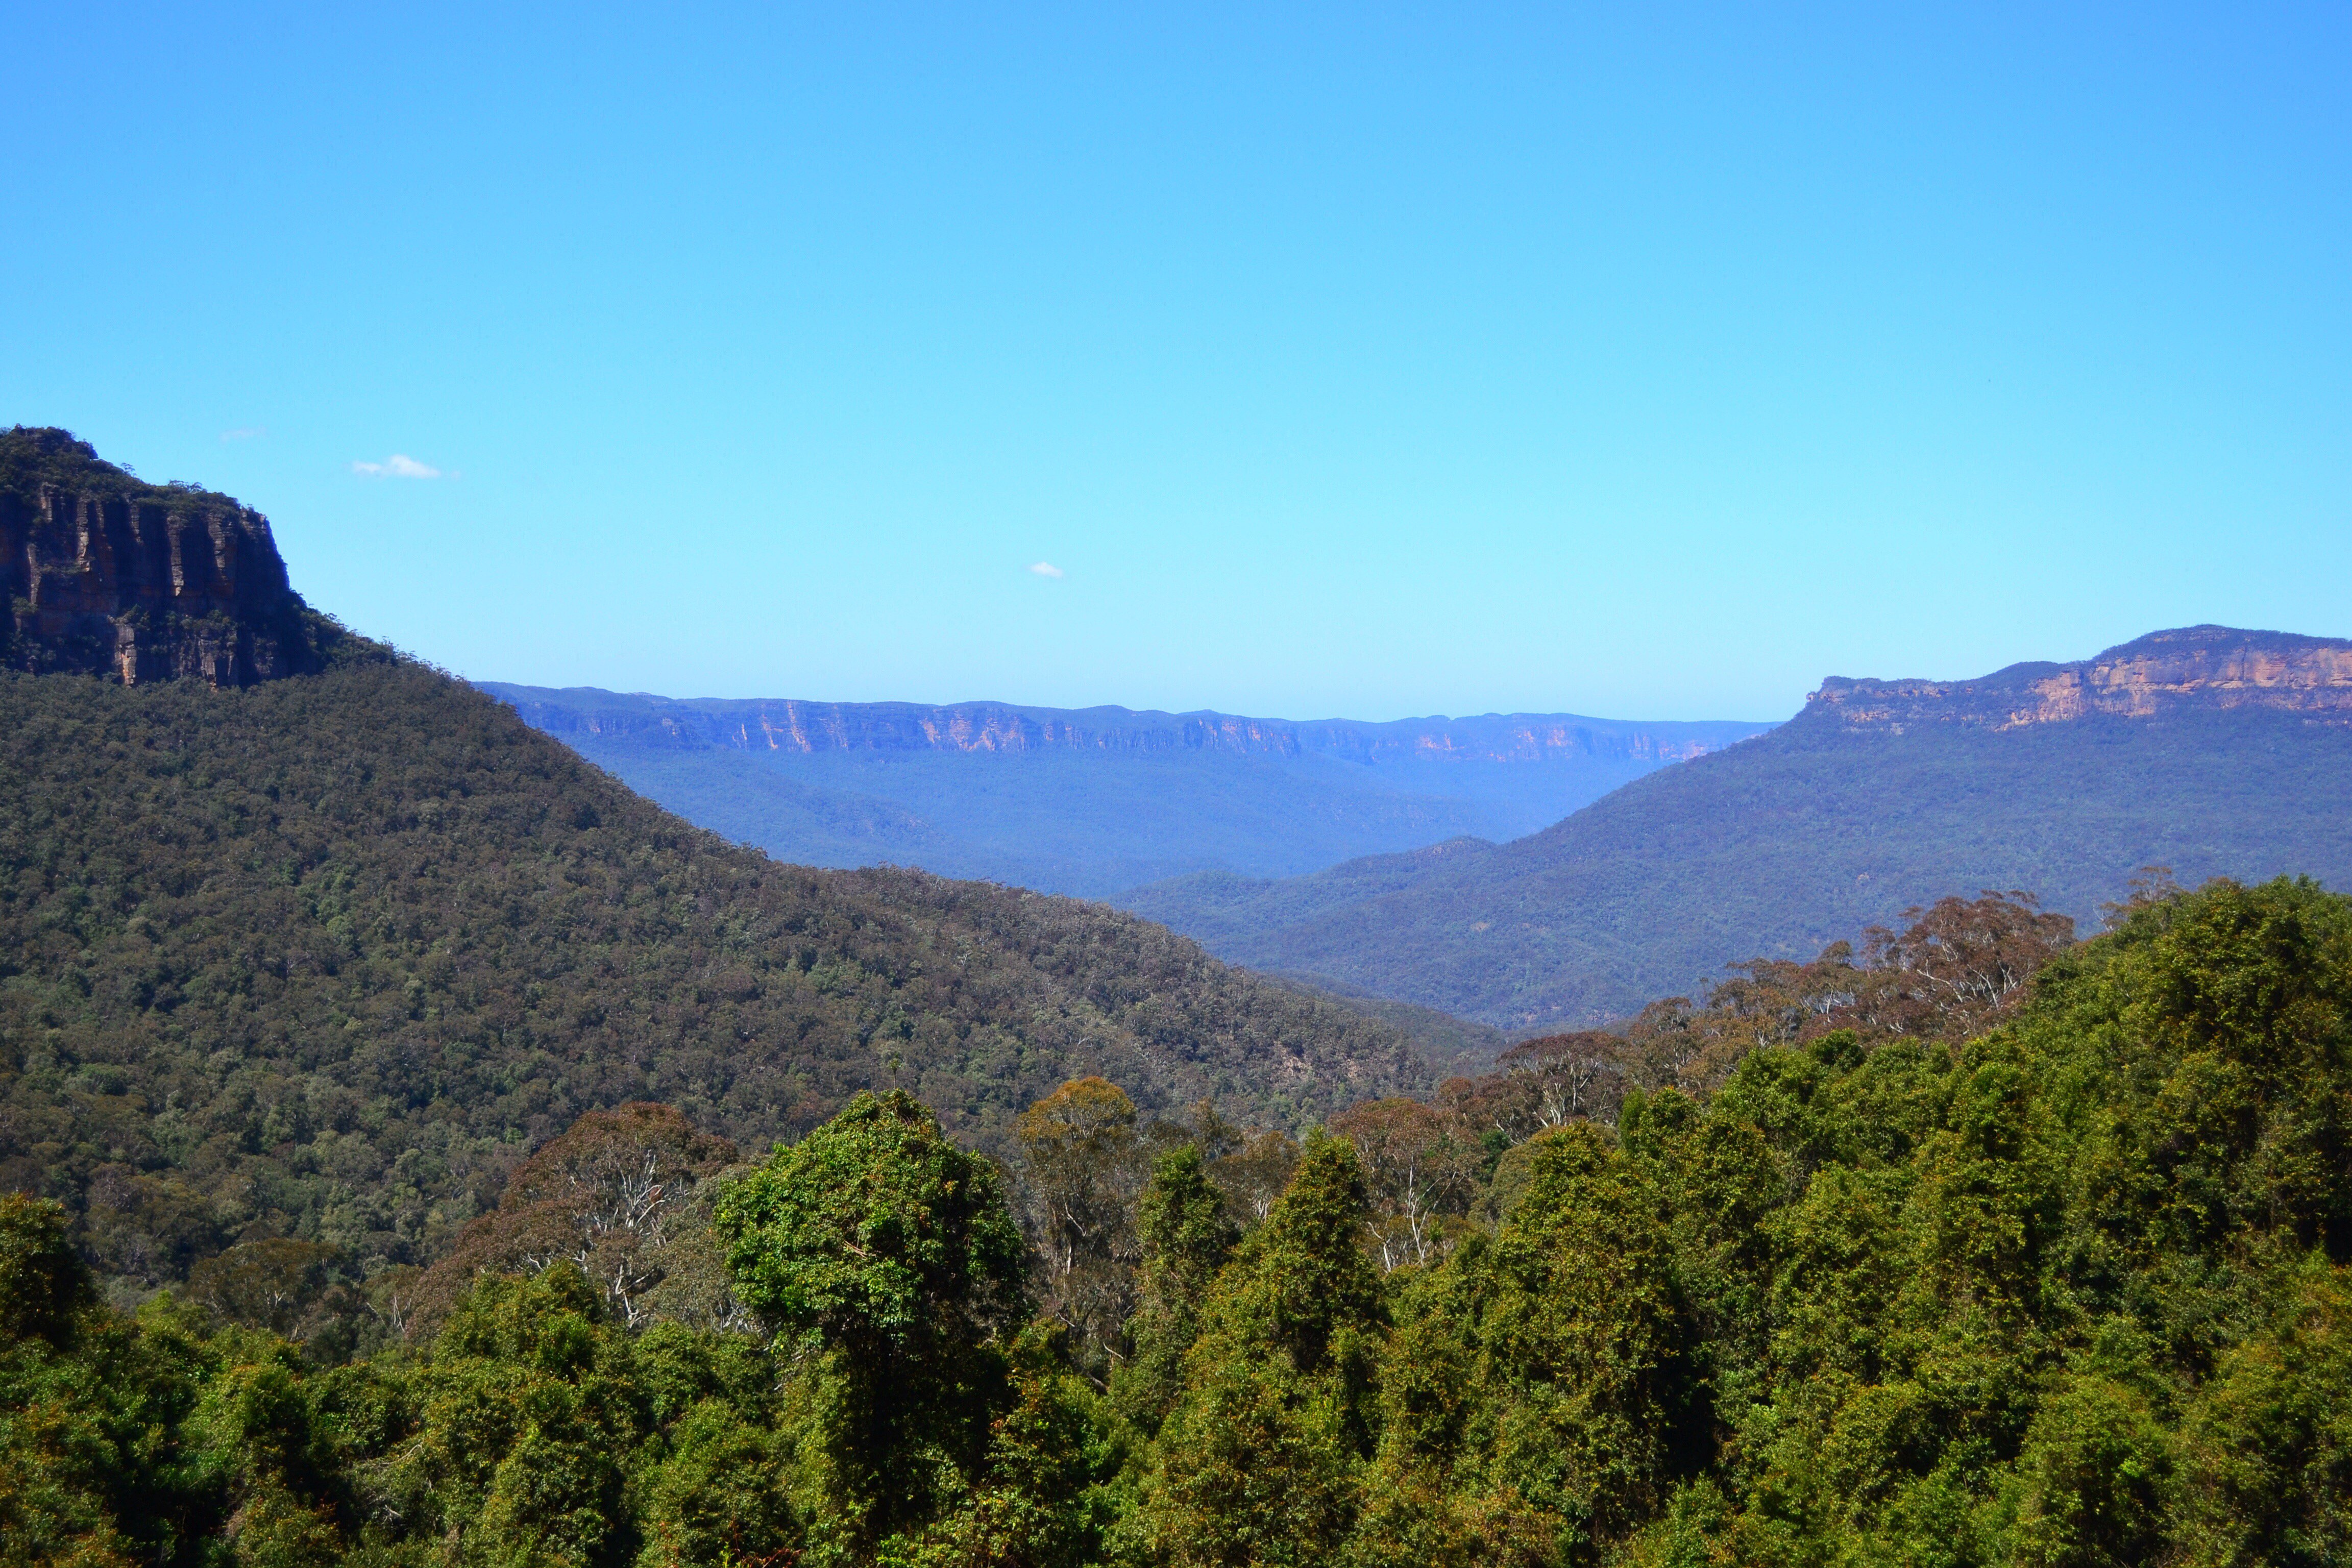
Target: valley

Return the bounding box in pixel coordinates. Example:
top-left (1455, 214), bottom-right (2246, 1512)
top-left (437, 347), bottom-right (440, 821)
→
top-left (6, 428), bottom-right (2350, 1566)
top-left (483, 683), bottom-right (1769, 896)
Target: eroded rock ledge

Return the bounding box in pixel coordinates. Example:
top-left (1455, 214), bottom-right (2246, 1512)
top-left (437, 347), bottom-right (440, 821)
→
top-left (2, 426), bottom-right (330, 685)
top-left (1808, 625), bottom-right (2352, 730)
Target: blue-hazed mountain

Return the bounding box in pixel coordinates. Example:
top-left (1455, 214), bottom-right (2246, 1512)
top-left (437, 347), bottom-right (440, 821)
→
top-left (1118, 625), bottom-right (2352, 1030)
top-left (476, 685), bottom-right (1771, 898)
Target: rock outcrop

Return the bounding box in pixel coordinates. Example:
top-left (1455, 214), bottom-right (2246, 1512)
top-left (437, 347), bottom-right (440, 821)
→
top-left (1, 426), bottom-right (329, 685)
top-left (1806, 625), bottom-right (2352, 731)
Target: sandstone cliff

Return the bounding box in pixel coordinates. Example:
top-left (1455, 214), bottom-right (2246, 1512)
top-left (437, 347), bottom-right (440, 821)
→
top-left (487, 689), bottom-right (1757, 768)
top-left (1, 426), bottom-right (335, 685)
top-left (1806, 625), bottom-right (2352, 731)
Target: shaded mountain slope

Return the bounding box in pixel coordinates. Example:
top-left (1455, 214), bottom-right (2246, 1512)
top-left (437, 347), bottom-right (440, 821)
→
top-left (482, 683), bottom-right (1770, 897)
top-left (1123, 626), bottom-right (2352, 1028)
top-left (0, 661), bottom-right (1428, 1292)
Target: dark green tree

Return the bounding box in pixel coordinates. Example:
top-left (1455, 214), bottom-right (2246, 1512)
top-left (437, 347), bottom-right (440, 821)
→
top-left (886, 1322), bottom-right (1127, 1568)
top-left (1112, 1144), bottom-right (1239, 1436)
top-left (712, 1089), bottom-right (1027, 1555)
top-left (1374, 1123), bottom-right (1686, 1564)
top-left (1143, 1132), bottom-right (1386, 1567)
top-left (1, 1195), bottom-right (363, 1568)
top-left (625, 1323), bottom-right (802, 1568)
top-left (0, 1194), bottom-right (93, 1351)
top-left (383, 1265), bottom-right (651, 1568)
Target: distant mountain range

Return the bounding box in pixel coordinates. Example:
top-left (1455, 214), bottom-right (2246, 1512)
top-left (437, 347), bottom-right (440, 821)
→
top-left (478, 685), bottom-right (1770, 898)
top-left (1120, 626), bottom-right (2352, 1028)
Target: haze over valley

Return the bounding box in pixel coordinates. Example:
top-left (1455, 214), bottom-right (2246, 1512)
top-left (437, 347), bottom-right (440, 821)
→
top-left (482, 684), bottom-right (1770, 896)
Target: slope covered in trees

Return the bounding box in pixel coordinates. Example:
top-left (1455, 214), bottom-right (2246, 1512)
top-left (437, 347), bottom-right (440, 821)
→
top-left (7, 875), bottom-right (2347, 1565)
top-left (0, 659), bottom-right (1428, 1298)
top-left (1124, 627), bottom-right (2352, 1027)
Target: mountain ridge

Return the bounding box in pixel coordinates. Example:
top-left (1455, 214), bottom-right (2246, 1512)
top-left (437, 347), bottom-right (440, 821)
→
top-left (0, 430), bottom-right (1435, 1294)
top-left (483, 683), bottom-right (1773, 897)
top-left (1120, 625), bottom-right (2352, 1028)
top-left (483, 685), bottom-right (1765, 765)
top-left (1808, 623), bottom-right (2352, 730)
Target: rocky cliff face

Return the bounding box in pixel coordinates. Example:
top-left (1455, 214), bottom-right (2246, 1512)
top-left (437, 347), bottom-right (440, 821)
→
top-left (1, 427), bottom-right (326, 685)
top-left (488, 688), bottom-right (1763, 766)
top-left (705, 701), bottom-right (1305, 756)
top-left (1290, 713), bottom-right (1737, 766)
top-left (1806, 625), bottom-right (2352, 731)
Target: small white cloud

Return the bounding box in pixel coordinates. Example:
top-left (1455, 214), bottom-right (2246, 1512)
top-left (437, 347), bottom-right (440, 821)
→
top-left (352, 454), bottom-right (444, 479)
top-left (220, 426), bottom-right (267, 442)
top-left (1028, 561), bottom-right (1065, 579)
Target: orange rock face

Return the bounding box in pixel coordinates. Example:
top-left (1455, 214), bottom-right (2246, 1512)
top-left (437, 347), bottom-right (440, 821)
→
top-left (1807, 626), bottom-right (2352, 731)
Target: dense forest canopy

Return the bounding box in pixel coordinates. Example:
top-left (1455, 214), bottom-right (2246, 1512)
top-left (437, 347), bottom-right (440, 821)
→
top-left (0, 660), bottom-right (1427, 1298)
top-left (5, 874), bottom-right (2348, 1565)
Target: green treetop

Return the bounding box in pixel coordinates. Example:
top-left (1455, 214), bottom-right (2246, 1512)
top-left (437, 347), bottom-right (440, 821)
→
top-left (712, 1089), bottom-right (1028, 1556)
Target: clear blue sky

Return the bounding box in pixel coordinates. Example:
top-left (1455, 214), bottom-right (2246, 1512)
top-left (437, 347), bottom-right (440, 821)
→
top-left (5, 3), bottom-right (2345, 721)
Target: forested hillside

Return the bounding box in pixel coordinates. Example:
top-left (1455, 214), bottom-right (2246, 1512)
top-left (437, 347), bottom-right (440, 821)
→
top-left (1127, 627), bottom-right (2352, 1027)
top-left (0, 660), bottom-right (1426, 1298)
top-left (6, 875), bottom-right (2347, 1565)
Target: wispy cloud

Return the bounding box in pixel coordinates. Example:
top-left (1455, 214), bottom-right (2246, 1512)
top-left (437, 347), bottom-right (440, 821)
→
top-left (352, 454), bottom-right (444, 479)
top-left (219, 427), bottom-right (267, 442)
top-left (1028, 561), bottom-right (1065, 579)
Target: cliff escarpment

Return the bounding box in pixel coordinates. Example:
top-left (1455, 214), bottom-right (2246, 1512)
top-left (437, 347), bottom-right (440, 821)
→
top-left (482, 685), bottom-right (1772, 899)
top-left (1, 426), bottom-right (344, 685)
top-left (1807, 624), bottom-right (2352, 731)
top-left (487, 688), bottom-right (1759, 767)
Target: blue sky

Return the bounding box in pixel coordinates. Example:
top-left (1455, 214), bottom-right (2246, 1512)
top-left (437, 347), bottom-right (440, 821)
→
top-left (5, 3), bottom-right (2345, 721)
